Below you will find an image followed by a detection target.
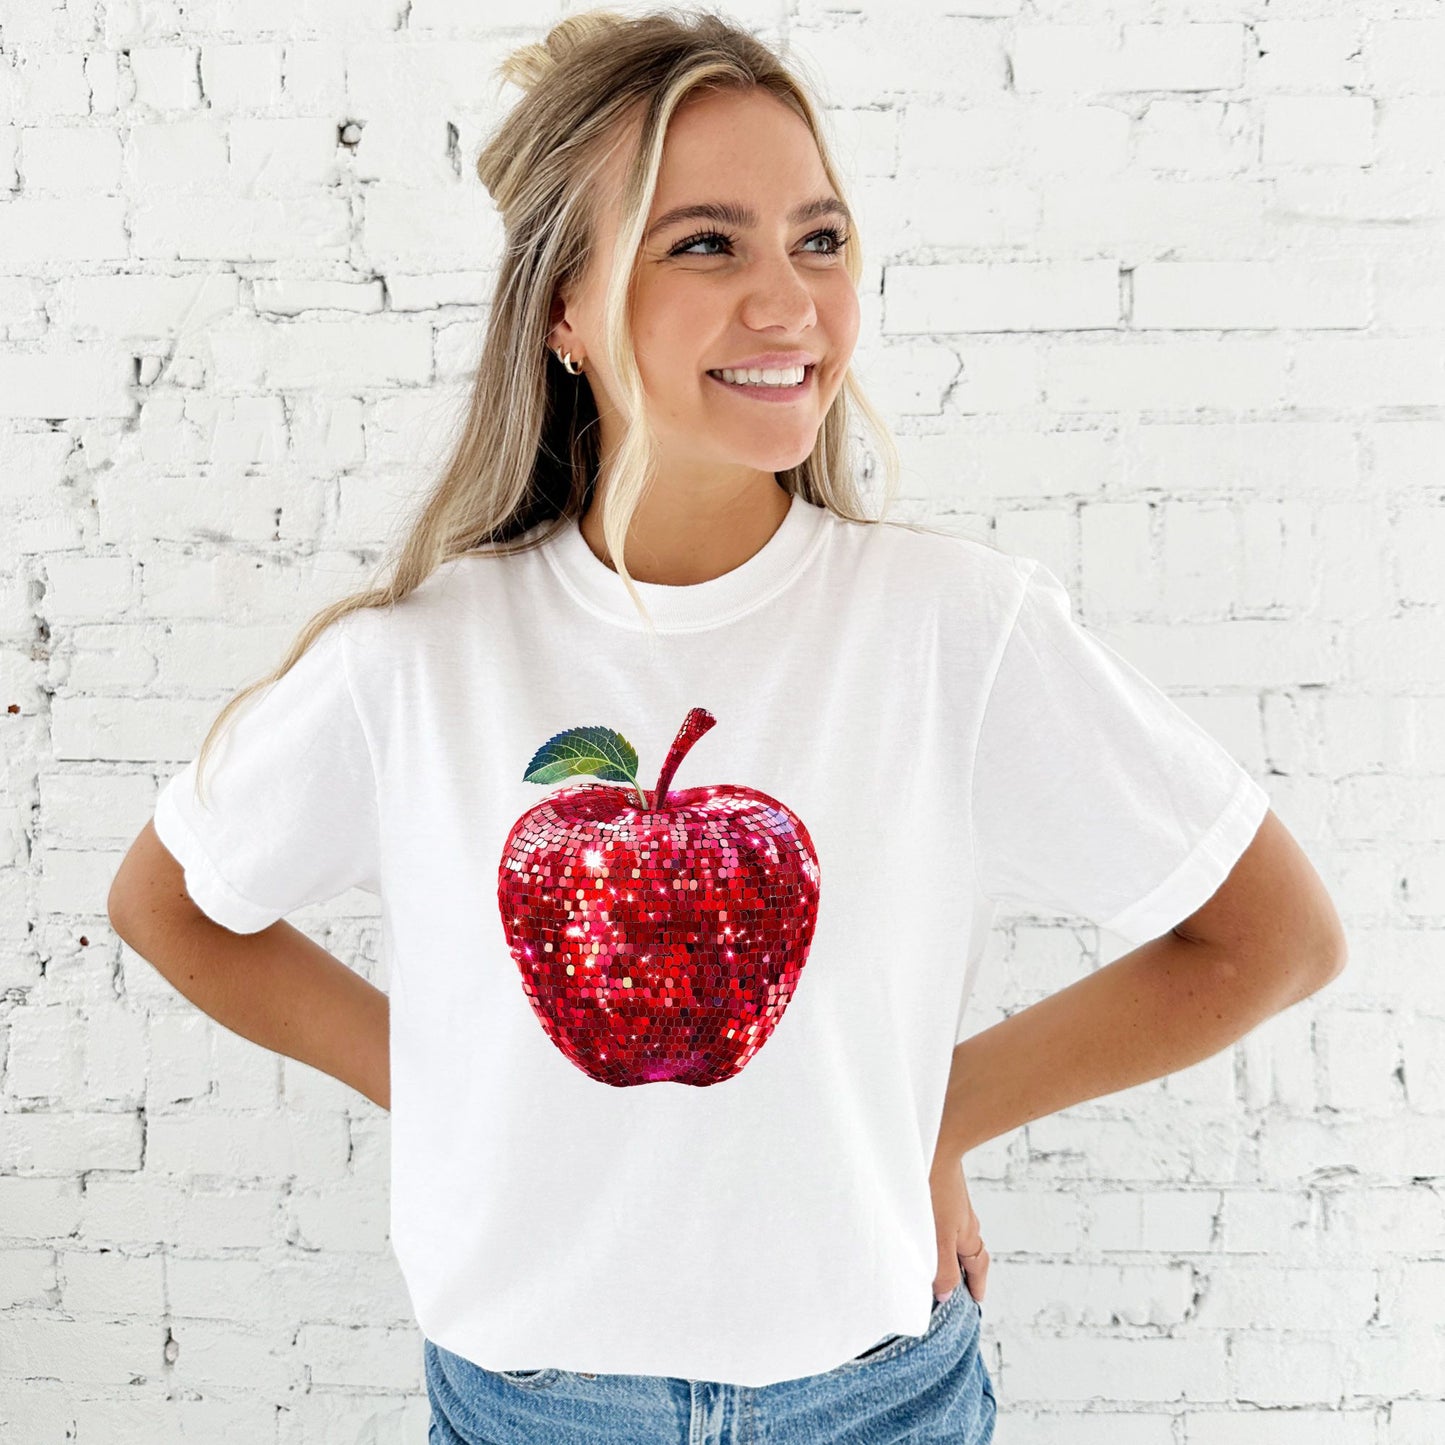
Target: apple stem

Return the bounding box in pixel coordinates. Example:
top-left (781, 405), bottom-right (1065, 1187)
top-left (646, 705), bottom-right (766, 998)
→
top-left (649, 707), bottom-right (716, 808)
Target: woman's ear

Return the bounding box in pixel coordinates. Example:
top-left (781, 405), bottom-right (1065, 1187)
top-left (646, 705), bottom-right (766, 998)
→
top-left (547, 294), bottom-right (585, 362)
top-left (545, 291), bottom-right (566, 354)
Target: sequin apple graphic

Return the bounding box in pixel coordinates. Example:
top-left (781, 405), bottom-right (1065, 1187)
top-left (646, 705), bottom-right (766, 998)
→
top-left (496, 706), bottom-right (821, 1088)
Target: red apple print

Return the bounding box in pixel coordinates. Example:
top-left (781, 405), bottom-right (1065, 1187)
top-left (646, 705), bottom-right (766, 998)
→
top-left (496, 707), bottom-right (821, 1087)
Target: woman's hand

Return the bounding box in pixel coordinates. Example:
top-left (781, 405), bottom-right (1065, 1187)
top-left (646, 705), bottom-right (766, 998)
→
top-left (929, 1158), bottom-right (989, 1305)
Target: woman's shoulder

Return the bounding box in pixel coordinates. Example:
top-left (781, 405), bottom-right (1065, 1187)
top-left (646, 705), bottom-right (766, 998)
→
top-left (831, 507), bottom-right (1034, 604)
top-left (350, 527), bottom-right (555, 621)
top-left (332, 535), bottom-right (549, 682)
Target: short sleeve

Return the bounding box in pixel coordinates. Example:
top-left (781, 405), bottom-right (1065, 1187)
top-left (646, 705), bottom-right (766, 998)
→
top-left (153, 618), bottom-right (381, 935)
top-left (971, 559), bottom-right (1270, 949)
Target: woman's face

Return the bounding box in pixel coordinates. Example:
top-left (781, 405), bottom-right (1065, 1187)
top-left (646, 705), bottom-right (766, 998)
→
top-left (550, 86), bottom-right (861, 492)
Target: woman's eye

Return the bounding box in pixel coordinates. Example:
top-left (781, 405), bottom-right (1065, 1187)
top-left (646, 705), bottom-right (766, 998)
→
top-left (668, 227), bottom-right (850, 258)
top-left (671, 230), bottom-right (730, 257)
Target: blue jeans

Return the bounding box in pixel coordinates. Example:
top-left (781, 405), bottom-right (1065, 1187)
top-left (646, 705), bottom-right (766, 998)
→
top-left (424, 1279), bottom-right (996, 1444)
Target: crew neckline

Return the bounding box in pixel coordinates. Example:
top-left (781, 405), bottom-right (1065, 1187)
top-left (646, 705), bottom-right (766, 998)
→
top-left (542, 491), bottom-right (830, 631)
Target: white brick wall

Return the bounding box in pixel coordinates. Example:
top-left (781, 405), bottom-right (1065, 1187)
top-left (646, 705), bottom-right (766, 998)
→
top-left (1, 1), bottom-right (1441, 1440)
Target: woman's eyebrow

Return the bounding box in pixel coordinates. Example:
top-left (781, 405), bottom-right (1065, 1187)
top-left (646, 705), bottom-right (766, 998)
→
top-left (645, 196), bottom-right (852, 240)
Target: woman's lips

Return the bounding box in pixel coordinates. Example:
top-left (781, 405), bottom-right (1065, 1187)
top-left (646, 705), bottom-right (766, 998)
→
top-left (705, 364), bottom-right (816, 403)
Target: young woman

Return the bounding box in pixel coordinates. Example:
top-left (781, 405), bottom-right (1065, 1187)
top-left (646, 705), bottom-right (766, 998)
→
top-left (108, 9), bottom-right (1347, 1443)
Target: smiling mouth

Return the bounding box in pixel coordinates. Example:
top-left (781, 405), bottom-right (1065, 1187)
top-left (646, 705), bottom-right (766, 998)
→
top-left (705, 364), bottom-right (816, 391)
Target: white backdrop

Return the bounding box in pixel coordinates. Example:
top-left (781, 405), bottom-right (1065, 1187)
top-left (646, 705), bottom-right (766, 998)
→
top-left (2, 0), bottom-right (1441, 1440)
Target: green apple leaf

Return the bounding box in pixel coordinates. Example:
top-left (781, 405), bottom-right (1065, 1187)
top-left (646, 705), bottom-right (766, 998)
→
top-left (523, 725), bottom-right (641, 788)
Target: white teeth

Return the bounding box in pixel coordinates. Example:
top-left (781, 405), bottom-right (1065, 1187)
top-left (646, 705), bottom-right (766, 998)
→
top-left (711, 365), bottom-right (807, 387)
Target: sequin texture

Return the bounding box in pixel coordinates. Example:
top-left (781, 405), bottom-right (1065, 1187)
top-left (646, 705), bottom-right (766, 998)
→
top-left (497, 708), bottom-right (821, 1087)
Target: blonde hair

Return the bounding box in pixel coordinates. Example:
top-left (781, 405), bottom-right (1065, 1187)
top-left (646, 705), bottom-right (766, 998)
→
top-left (191, 4), bottom-right (909, 802)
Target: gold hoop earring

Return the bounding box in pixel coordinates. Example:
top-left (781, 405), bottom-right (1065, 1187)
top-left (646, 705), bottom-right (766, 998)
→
top-left (554, 348), bottom-right (584, 376)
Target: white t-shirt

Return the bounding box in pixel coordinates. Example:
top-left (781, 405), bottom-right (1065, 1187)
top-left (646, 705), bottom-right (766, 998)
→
top-left (152, 491), bottom-right (1270, 1388)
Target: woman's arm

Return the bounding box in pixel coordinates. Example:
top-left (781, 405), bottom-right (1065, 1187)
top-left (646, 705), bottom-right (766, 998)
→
top-left (108, 821), bottom-right (391, 1111)
top-left (935, 809), bottom-right (1347, 1164)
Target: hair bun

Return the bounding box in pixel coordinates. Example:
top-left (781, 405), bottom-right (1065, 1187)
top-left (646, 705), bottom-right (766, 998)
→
top-left (497, 11), bottom-right (630, 94)
top-left (497, 42), bottom-right (558, 96)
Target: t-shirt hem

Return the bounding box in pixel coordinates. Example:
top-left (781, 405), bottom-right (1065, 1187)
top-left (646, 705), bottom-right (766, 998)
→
top-left (1099, 771), bottom-right (1271, 949)
top-left (153, 774), bottom-right (281, 935)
